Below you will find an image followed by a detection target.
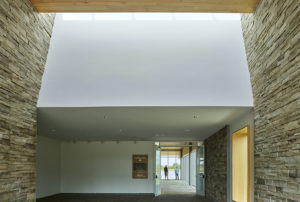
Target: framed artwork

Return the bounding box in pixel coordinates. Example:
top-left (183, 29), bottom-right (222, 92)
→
top-left (132, 154), bottom-right (148, 179)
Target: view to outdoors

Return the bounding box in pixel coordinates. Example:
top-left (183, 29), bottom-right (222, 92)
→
top-left (161, 151), bottom-right (181, 179)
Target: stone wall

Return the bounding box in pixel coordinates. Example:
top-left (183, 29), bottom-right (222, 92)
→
top-left (204, 126), bottom-right (227, 202)
top-left (241, 0), bottom-right (300, 201)
top-left (0, 0), bottom-right (55, 201)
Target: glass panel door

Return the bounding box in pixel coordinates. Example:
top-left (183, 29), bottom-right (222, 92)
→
top-left (155, 144), bottom-right (161, 196)
top-left (196, 143), bottom-right (205, 196)
top-left (190, 150), bottom-right (196, 186)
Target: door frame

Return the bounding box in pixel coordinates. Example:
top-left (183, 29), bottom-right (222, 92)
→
top-left (196, 142), bottom-right (205, 196)
top-left (153, 142), bottom-right (161, 196)
top-left (153, 142), bottom-right (202, 196)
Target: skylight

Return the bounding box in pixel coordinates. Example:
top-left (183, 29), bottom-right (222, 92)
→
top-left (62, 13), bottom-right (240, 21)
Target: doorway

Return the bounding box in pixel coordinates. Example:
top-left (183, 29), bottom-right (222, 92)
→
top-left (232, 126), bottom-right (250, 202)
top-left (154, 142), bottom-right (204, 196)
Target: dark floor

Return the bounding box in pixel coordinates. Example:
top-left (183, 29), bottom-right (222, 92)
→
top-left (37, 193), bottom-right (211, 202)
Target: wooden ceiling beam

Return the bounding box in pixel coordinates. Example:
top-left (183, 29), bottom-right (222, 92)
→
top-left (30, 0), bottom-right (259, 13)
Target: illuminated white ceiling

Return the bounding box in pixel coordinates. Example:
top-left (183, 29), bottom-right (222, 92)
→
top-left (38, 13), bottom-right (253, 107)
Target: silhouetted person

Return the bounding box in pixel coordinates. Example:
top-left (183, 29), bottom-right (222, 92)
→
top-left (175, 167), bottom-right (179, 180)
top-left (164, 165), bottom-right (169, 180)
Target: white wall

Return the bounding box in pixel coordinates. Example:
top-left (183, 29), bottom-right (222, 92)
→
top-left (36, 136), bottom-right (61, 198)
top-left (228, 110), bottom-right (254, 202)
top-left (61, 141), bottom-right (154, 193)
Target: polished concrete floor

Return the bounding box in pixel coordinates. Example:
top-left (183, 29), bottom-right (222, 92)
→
top-left (161, 179), bottom-right (196, 194)
top-left (37, 180), bottom-right (207, 202)
top-left (37, 193), bottom-right (209, 202)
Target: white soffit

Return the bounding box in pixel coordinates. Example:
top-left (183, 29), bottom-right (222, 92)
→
top-left (38, 106), bottom-right (253, 141)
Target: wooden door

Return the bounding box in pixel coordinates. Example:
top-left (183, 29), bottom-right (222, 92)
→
top-left (232, 126), bottom-right (250, 202)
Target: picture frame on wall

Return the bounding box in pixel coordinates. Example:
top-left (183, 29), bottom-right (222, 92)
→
top-left (132, 155), bottom-right (148, 179)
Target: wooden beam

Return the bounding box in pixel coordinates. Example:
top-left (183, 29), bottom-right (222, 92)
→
top-left (30, 0), bottom-right (259, 13)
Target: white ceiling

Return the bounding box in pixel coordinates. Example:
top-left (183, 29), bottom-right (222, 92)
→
top-left (38, 13), bottom-right (253, 107)
top-left (38, 106), bottom-right (253, 141)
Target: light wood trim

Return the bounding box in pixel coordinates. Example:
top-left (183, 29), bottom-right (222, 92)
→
top-left (30, 0), bottom-right (259, 13)
top-left (247, 125), bottom-right (250, 202)
top-left (161, 150), bottom-right (181, 156)
top-left (161, 149), bottom-right (182, 151)
top-left (182, 147), bottom-right (189, 156)
top-left (232, 125), bottom-right (251, 202)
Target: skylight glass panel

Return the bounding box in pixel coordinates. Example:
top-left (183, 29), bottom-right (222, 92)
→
top-left (133, 13), bottom-right (173, 21)
top-left (174, 13), bottom-right (214, 21)
top-left (214, 13), bottom-right (240, 21)
top-left (94, 13), bottom-right (133, 20)
top-left (62, 13), bottom-right (240, 21)
top-left (62, 13), bottom-right (93, 21)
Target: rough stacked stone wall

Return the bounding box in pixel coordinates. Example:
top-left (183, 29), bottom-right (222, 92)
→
top-left (204, 126), bottom-right (227, 202)
top-left (241, 0), bottom-right (300, 201)
top-left (0, 0), bottom-right (55, 201)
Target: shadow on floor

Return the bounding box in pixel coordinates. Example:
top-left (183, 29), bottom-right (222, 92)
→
top-left (37, 193), bottom-right (211, 202)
